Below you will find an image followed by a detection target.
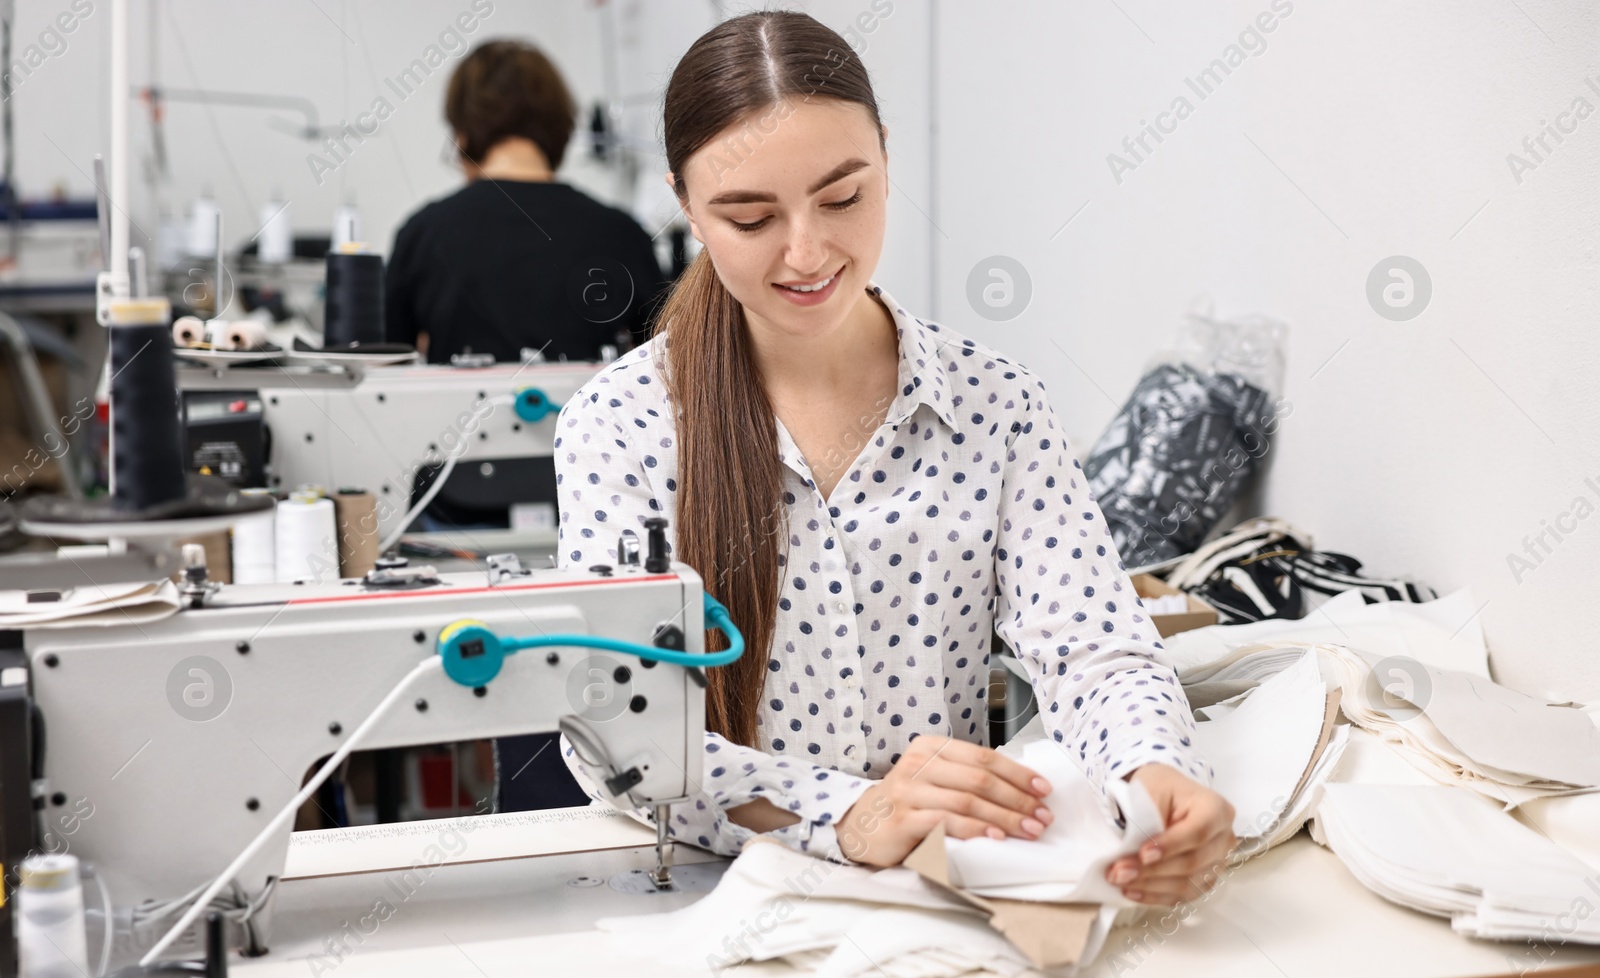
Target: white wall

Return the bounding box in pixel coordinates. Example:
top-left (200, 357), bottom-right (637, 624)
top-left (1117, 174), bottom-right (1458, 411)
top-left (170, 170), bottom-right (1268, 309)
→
top-left (12, 0), bottom-right (1597, 700)
top-left (932, 0), bottom-right (1600, 701)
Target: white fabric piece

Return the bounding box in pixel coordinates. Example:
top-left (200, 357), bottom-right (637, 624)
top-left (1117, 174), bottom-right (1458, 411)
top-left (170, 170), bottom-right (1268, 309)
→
top-left (1181, 645), bottom-right (1317, 686)
top-left (1190, 685), bottom-right (1255, 721)
top-left (1192, 651), bottom-right (1326, 838)
top-left (596, 842), bottom-right (994, 973)
top-left (0, 579), bottom-right (180, 627)
top-left (1316, 783), bottom-right (1600, 943)
top-left (1327, 644), bottom-right (1600, 794)
top-left (1254, 724), bottom-right (1349, 852)
top-left (1511, 789), bottom-right (1600, 874)
top-left (941, 739), bottom-right (1166, 904)
top-left (1325, 725), bottom-right (1443, 789)
top-left (814, 907), bottom-right (1036, 978)
top-left (1163, 588), bottom-right (1490, 680)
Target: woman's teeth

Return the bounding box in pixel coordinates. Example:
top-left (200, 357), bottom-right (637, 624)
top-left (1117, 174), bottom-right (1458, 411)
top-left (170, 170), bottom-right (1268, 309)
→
top-left (782, 273), bottom-right (835, 293)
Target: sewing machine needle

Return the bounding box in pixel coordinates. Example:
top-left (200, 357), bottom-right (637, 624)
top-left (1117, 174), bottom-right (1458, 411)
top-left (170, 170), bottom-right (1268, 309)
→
top-left (650, 803), bottom-right (673, 890)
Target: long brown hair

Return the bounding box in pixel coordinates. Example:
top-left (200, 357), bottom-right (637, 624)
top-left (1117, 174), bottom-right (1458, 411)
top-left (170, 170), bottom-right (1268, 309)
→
top-left (657, 12), bottom-right (884, 748)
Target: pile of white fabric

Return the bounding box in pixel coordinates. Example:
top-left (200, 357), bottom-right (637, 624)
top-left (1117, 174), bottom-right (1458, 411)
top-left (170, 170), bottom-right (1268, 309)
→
top-left (595, 841), bottom-right (1047, 978)
top-left (1186, 650), bottom-right (1349, 856)
top-left (1161, 586), bottom-right (1600, 945)
top-left (1161, 587), bottom-right (1491, 680)
top-left (1166, 590), bottom-right (1600, 806)
top-left (598, 741), bottom-right (1175, 975)
top-left (1323, 643), bottom-right (1600, 802)
top-left (611, 658), bottom-right (1359, 977)
top-left (1315, 783), bottom-right (1600, 943)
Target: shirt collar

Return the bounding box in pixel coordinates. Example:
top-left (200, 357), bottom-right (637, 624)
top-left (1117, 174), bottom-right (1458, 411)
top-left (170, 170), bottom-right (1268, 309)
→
top-left (870, 283), bottom-right (962, 435)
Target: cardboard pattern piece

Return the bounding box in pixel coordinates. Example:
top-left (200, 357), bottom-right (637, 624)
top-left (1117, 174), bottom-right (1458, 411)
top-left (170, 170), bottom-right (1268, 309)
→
top-left (902, 822), bottom-right (1103, 968)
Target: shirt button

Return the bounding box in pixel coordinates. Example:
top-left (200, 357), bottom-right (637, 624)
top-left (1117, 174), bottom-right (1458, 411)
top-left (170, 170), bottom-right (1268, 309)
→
top-left (844, 745), bottom-right (855, 755)
top-left (845, 675), bottom-right (858, 688)
top-left (835, 601), bottom-right (848, 614)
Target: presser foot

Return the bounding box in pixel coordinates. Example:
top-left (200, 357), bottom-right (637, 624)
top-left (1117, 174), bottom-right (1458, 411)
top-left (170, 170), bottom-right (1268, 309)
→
top-left (651, 802), bottom-right (673, 889)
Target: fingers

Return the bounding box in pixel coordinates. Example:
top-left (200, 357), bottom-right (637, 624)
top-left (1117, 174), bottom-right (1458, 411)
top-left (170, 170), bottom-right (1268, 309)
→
top-left (1125, 876), bottom-right (1209, 906)
top-left (1127, 829), bottom-right (1235, 884)
top-left (888, 737), bottom-right (1054, 840)
top-left (918, 756), bottom-right (1050, 829)
top-left (1114, 829), bottom-right (1236, 906)
top-left (1129, 846), bottom-right (1231, 906)
top-left (904, 783), bottom-right (1047, 840)
top-left (902, 736), bottom-right (1053, 800)
top-left (901, 806), bottom-right (1007, 843)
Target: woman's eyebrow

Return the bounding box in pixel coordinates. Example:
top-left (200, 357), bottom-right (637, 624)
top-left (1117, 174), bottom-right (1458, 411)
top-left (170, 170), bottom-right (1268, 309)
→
top-left (704, 158), bottom-right (871, 206)
top-left (806, 158), bottom-right (870, 194)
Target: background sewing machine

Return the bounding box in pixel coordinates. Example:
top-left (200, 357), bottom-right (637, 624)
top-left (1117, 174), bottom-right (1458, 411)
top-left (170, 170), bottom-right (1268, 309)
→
top-left (176, 359), bottom-right (607, 554)
top-left (4, 524), bottom-right (717, 972)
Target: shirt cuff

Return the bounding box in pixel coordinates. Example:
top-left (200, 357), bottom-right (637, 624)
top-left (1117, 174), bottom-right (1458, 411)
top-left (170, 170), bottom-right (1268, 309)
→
top-left (767, 768), bottom-right (877, 864)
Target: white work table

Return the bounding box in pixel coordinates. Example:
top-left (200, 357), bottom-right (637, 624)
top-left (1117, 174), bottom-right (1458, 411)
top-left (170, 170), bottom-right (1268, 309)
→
top-left (228, 805), bottom-right (1600, 978)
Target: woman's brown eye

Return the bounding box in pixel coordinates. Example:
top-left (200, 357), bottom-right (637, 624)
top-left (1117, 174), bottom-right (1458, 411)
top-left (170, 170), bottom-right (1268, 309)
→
top-left (826, 192), bottom-right (863, 211)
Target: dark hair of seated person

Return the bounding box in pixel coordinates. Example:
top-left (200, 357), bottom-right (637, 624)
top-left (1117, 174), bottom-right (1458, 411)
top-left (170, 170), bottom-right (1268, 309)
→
top-left (446, 39), bottom-right (576, 172)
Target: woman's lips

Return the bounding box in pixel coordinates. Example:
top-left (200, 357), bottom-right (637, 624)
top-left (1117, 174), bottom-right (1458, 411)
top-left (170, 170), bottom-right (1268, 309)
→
top-left (772, 265), bottom-right (846, 306)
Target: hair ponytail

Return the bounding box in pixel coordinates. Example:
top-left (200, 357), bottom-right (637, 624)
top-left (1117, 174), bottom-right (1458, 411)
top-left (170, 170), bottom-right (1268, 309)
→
top-left (658, 252), bottom-right (785, 748)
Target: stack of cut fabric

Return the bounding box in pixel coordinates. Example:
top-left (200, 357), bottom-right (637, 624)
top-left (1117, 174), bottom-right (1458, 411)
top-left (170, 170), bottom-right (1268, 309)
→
top-left (1322, 643), bottom-right (1600, 804)
top-left (1162, 588), bottom-right (1600, 807)
top-left (1181, 639), bottom-right (1600, 806)
top-left (1315, 784), bottom-right (1600, 943)
top-left (1186, 650), bottom-right (1349, 856)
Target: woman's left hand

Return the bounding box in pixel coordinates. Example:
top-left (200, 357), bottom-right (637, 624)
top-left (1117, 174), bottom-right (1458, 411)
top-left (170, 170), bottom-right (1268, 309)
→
top-left (1104, 763), bottom-right (1236, 906)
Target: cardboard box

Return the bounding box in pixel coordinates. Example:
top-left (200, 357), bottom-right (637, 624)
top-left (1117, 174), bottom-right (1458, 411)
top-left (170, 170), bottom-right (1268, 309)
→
top-left (1132, 574), bottom-right (1218, 637)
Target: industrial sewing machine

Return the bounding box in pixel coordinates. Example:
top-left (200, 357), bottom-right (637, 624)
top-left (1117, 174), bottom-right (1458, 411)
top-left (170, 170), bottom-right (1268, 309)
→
top-left (1, 518), bottom-right (730, 973)
top-left (0, 8), bottom-right (712, 969)
top-left (175, 359), bottom-right (608, 546)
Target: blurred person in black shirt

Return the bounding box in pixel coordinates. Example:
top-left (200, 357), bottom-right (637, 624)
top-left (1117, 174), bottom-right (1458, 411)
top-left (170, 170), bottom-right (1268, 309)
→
top-left (386, 39), bottom-right (666, 362)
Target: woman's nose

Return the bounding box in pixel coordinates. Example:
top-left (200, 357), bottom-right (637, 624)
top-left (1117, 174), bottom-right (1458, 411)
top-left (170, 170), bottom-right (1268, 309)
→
top-left (784, 218), bottom-right (827, 276)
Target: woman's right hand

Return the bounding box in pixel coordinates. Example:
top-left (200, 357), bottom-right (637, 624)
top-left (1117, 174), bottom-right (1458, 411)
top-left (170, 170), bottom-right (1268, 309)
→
top-left (835, 735), bottom-right (1054, 867)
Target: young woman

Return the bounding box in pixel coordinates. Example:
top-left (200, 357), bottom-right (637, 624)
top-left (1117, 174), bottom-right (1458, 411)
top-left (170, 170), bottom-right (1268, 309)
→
top-left (556, 11), bottom-right (1234, 906)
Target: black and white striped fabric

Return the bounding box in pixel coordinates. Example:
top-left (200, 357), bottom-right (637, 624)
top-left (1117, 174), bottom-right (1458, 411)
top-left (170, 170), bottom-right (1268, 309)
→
top-left (1159, 518), bottom-right (1437, 624)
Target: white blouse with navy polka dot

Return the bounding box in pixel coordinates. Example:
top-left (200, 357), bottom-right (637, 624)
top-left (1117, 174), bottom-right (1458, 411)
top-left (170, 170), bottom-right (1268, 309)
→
top-left (555, 284), bottom-right (1212, 864)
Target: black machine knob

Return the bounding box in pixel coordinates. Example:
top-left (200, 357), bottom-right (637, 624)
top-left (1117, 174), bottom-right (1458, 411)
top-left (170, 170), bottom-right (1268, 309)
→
top-left (644, 518), bottom-right (670, 573)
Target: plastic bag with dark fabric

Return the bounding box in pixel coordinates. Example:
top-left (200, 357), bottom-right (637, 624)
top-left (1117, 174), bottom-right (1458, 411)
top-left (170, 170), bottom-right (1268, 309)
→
top-left (1084, 361), bottom-right (1278, 567)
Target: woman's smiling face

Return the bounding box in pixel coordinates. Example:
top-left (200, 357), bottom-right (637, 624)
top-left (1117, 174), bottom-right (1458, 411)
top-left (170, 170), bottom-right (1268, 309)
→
top-left (673, 97), bottom-right (889, 340)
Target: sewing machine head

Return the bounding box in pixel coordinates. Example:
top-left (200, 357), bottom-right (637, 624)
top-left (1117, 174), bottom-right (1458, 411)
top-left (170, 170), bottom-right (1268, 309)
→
top-left (13, 552), bottom-right (707, 963)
